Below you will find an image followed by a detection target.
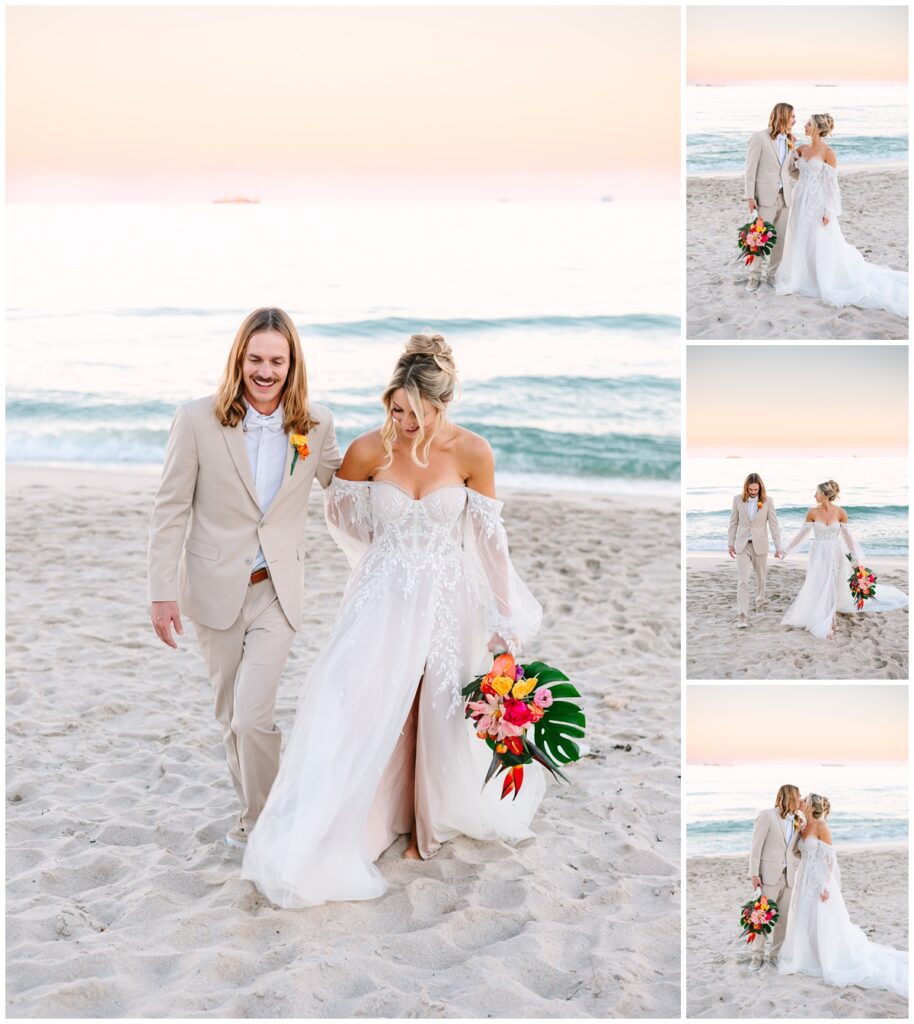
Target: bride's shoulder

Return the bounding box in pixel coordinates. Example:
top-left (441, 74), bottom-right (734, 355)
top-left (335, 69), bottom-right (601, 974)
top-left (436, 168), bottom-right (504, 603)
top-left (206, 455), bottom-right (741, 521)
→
top-left (805, 508), bottom-right (818, 522)
top-left (837, 507), bottom-right (848, 522)
top-left (338, 430), bottom-right (385, 481)
top-left (822, 145), bottom-right (837, 168)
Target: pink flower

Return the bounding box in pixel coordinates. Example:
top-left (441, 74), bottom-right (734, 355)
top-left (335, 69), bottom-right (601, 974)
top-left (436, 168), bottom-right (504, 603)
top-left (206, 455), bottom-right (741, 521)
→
top-left (467, 693), bottom-right (502, 737)
top-left (533, 688), bottom-right (554, 709)
top-left (502, 698), bottom-right (534, 728)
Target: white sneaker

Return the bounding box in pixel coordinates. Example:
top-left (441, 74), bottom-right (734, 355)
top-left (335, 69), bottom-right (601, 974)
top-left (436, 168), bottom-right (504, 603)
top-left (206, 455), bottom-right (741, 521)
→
top-left (745, 277), bottom-right (761, 292)
top-left (748, 953), bottom-right (765, 971)
top-left (736, 614), bottom-right (749, 629)
top-left (225, 826), bottom-right (248, 848)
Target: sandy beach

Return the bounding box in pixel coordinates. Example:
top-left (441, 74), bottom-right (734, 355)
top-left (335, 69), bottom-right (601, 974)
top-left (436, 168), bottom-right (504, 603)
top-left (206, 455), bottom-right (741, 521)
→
top-left (686, 165), bottom-right (909, 339)
top-left (686, 846), bottom-right (909, 1018)
top-left (686, 553), bottom-right (909, 680)
top-left (6, 465), bottom-right (681, 1018)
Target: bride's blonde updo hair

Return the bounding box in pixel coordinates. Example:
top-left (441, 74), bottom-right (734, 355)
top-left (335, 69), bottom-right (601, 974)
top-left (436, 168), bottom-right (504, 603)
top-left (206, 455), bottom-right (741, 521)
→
top-left (816, 479), bottom-right (840, 502)
top-left (811, 113), bottom-right (835, 138)
top-left (808, 793), bottom-right (831, 819)
top-left (380, 332), bottom-right (458, 468)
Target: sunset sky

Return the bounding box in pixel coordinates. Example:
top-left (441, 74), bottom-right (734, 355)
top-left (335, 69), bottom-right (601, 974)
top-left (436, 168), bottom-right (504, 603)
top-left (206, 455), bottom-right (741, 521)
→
top-left (687, 346), bottom-right (909, 456)
top-left (7, 5), bottom-right (680, 202)
top-left (688, 5), bottom-right (908, 85)
top-left (688, 685), bottom-right (908, 764)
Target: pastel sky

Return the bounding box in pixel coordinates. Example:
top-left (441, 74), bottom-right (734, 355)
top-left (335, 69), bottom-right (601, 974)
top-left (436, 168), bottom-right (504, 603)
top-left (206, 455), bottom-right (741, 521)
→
top-left (687, 346), bottom-right (908, 456)
top-left (7, 5), bottom-right (680, 202)
top-left (688, 5), bottom-right (908, 85)
top-left (688, 685), bottom-right (908, 764)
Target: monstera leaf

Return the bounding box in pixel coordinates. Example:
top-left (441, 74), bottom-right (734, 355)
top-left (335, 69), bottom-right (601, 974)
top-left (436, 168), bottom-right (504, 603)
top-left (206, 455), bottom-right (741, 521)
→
top-left (533, 699), bottom-right (585, 766)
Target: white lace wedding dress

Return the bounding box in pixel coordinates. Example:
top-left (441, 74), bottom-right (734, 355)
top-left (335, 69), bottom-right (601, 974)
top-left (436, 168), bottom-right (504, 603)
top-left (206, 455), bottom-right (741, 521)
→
top-left (779, 836), bottom-right (908, 996)
top-left (241, 477), bottom-right (545, 908)
top-left (775, 157), bottom-right (908, 317)
top-left (780, 520), bottom-right (908, 639)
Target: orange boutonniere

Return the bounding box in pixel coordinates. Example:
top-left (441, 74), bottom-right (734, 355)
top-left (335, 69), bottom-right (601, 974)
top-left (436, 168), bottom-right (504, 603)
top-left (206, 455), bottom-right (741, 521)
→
top-left (757, 500), bottom-right (764, 511)
top-left (289, 434), bottom-right (310, 476)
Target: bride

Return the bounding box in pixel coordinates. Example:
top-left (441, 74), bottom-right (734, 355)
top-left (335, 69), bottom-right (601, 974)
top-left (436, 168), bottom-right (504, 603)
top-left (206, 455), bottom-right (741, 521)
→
top-left (778, 794), bottom-right (908, 997)
top-left (775, 114), bottom-right (908, 318)
top-left (241, 333), bottom-right (546, 907)
top-left (779, 480), bottom-right (908, 639)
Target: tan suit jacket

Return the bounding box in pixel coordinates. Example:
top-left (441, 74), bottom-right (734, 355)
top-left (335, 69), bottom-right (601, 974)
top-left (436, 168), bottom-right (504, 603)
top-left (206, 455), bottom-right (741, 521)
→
top-left (748, 807), bottom-right (800, 887)
top-left (728, 495), bottom-right (782, 554)
top-left (745, 130), bottom-right (799, 208)
top-left (147, 395), bottom-right (341, 631)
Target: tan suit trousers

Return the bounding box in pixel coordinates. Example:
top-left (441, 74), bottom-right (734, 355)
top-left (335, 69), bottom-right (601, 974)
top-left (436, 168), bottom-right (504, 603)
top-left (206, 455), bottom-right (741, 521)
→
top-left (193, 577), bottom-right (295, 832)
top-left (736, 540), bottom-right (768, 614)
top-left (749, 191), bottom-right (789, 280)
top-left (759, 872), bottom-right (792, 957)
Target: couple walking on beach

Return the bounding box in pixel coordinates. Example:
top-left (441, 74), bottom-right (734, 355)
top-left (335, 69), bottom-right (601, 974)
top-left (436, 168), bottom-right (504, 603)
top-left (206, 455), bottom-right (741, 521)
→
top-left (727, 473), bottom-right (907, 639)
top-left (744, 102), bottom-right (908, 317)
top-left (746, 784), bottom-right (907, 996)
top-left (147, 307), bottom-right (544, 909)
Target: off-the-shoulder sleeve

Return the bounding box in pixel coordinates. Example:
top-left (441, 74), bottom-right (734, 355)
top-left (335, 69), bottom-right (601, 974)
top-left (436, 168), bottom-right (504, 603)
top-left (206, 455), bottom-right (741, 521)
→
top-left (463, 490), bottom-right (542, 653)
top-left (324, 476), bottom-right (373, 567)
top-left (840, 522), bottom-right (864, 565)
top-left (823, 165), bottom-right (842, 219)
top-left (782, 523), bottom-right (813, 557)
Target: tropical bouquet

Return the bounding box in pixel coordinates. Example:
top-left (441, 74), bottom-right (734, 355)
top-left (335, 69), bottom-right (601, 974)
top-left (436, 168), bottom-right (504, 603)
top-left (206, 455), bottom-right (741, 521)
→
top-left (463, 652), bottom-right (585, 801)
top-left (739, 892), bottom-right (779, 943)
top-left (846, 553), bottom-right (877, 609)
top-left (737, 217), bottom-right (778, 266)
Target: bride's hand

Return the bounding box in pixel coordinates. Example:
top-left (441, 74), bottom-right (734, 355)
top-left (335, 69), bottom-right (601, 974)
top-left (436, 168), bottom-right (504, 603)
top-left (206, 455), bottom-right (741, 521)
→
top-left (822, 215), bottom-right (830, 226)
top-left (820, 889), bottom-right (830, 902)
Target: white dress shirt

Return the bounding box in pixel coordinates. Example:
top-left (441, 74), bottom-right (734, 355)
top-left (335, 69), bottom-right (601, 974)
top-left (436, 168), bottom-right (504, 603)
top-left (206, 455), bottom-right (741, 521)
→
top-left (243, 402), bottom-right (287, 572)
top-left (776, 132), bottom-right (788, 165)
top-left (746, 498), bottom-right (760, 523)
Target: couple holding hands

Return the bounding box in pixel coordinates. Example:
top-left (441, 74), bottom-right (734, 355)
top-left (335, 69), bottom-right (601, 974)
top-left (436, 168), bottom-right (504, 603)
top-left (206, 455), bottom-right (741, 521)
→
top-left (727, 474), bottom-right (907, 640)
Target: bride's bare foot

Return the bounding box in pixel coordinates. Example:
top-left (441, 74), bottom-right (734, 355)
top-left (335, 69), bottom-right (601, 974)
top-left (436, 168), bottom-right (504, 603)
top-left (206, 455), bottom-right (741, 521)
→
top-left (403, 835), bottom-right (421, 860)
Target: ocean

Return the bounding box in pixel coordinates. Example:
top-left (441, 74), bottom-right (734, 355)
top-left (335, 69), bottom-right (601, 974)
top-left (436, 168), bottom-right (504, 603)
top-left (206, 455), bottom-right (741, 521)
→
top-left (687, 85), bottom-right (908, 174)
top-left (688, 763), bottom-right (909, 857)
top-left (687, 456), bottom-right (909, 556)
top-left (6, 202), bottom-right (680, 495)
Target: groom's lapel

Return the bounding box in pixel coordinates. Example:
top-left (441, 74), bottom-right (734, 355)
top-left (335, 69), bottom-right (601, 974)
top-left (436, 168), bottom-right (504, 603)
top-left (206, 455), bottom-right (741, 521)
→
top-left (767, 134), bottom-right (782, 166)
top-left (272, 434), bottom-right (297, 505)
top-left (220, 421), bottom-right (260, 507)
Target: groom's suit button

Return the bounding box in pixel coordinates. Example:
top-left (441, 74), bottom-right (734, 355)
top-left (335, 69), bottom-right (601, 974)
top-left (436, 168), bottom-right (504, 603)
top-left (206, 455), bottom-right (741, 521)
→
top-left (245, 557), bottom-right (252, 565)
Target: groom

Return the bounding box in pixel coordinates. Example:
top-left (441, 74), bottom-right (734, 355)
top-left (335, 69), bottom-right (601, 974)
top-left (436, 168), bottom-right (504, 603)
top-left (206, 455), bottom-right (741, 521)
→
top-left (147, 308), bottom-right (341, 848)
top-left (728, 473), bottom-right (784, 628)
top-left (744, 102), bottom-right (799, 291)
top-left (748, 784), bottom-right (801, 970)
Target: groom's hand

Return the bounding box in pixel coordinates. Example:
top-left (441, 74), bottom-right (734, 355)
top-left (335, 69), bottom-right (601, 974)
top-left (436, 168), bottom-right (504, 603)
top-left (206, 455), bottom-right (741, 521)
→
top-left (728, 545), bottom-right (736, 558)
top-left (751, 875), bottom-right (761, 890)
top-left (747, 199), bottom-right (758, 214)
top-left (151, 601), bottom-right (184, 648)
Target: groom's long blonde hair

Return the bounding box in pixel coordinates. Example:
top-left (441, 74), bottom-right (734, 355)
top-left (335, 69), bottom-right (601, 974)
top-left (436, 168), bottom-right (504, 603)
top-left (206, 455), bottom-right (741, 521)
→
top-left (768, 102), bottom-right (795, 141)
top-left (741, 473), bottom-right (767, 504)
top-left (214, 307), bottom-right (318, 435)
top-left (775, 784), bottom-right (800, 818)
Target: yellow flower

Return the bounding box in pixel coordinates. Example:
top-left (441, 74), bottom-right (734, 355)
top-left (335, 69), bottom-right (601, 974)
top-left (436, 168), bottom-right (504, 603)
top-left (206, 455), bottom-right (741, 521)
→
top-left (290, 434), bottom-right (307, 447)
top-left (512, 677), bottom-right (538, 699)
top-left (490, 675), bottom-right (514, 697)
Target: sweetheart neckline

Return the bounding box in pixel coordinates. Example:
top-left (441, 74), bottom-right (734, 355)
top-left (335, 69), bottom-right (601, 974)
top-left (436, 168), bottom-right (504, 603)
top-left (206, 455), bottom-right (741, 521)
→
top-left (370, 479), bottom-right (467, 502)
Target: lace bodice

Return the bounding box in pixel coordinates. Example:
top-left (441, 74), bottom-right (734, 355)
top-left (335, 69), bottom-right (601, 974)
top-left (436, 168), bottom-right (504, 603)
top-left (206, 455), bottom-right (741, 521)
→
top-left (796, 836), bottom-right (840, 908)
top-left (812, 521), bottom-right (842, 544)
top-left (794, 156), bottom-right (842, 221)
top-left (324, 475), bottom-right (541, 712)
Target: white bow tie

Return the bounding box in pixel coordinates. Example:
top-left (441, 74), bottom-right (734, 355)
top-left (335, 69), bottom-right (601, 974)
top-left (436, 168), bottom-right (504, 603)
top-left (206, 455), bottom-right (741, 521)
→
top-left (244, 410), bottom-right (284, 433)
